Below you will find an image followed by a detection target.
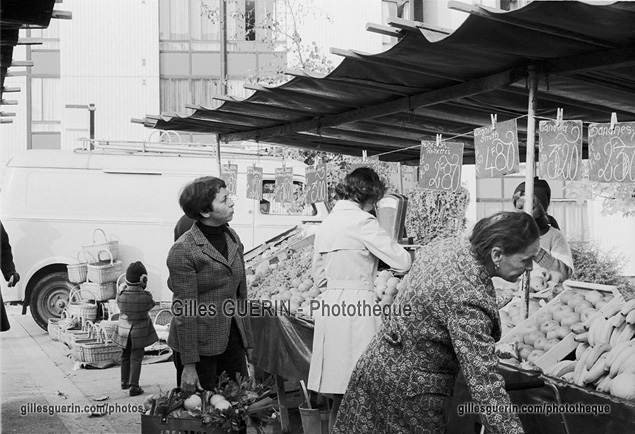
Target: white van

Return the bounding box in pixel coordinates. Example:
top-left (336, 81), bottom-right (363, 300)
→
top-left (0, 145), bottom-right (329, 329)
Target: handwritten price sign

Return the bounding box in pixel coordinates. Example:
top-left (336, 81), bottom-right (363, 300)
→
top-left (474, 119), bottom-right (519, 179)
top-left (588, 122), bottom-right (635, 183)
top-left (221, 164), bottom-right (238, 194)
top-left (246, 166), bottom-right (263, 200)
top-left (538, 120), bottom-right (582, 181)
top-left (351, 156), bottom-right (380, 172)
top-left (306, 164), bottom-right (327, 204)
top-left (275, 167), bottom-right (294, 203)
top-left (419, 141), bottom-right (464, 192)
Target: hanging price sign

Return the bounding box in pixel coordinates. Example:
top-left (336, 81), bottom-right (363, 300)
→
top-left (246, 166), bottom-right (263, 200)
top-left (474, 119), bottom-right (519, 179)
top-left (221, 164), bottom-right (238, 194)
top-left (351, 156), bottom-right (380, 172)
top-left (419, 140), bottom-right (464, 192)
top-left (588, 122), bottom-right (635, 183)
top-left (306, 164), bottom-right (327, 204)
top-left (275, 167), bottom-right (294, 203)
top-left (538, 120), bottom-right (583, 181)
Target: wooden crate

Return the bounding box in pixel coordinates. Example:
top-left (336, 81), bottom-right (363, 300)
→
top-left (501, 280), bottom-right (621, 370)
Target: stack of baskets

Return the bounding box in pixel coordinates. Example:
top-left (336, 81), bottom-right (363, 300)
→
top-left (55, 228), bottom-right (124, 365)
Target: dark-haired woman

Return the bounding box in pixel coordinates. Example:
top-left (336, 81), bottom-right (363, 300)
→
top-left (334, 211), bottom-right (540, 434)
top-left (308, 167), bottom-right (412, 432)
top-left (167, 176), bottom-right (253, 395)
top-left (513, 178), bottom-right (573, 280)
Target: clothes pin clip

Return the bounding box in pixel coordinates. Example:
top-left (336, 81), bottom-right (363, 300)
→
top-left (362, 150), bottom-right (368, 162)
top-left (556, 108), bottom-right (564, 128)
top-left (491, 114), bottom-right (497, 130)
top-left (436, 134), bottom-right (442, 147)
top-left (609, 112), bottom-right (618, 133)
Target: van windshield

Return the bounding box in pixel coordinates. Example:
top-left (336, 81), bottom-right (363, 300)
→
top-left (261, 180), bottom-right (317, 216)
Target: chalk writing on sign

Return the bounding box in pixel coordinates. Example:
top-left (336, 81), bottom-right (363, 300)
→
top-left (246, 166), bottom-right (263, 200)
top-left (588, 122), bottom-right (635, 183)
top-left (221, 164), bottom-right (238, 195)
top-left (351, 156), bottom-right (380, 172)
top-left (538, 120), bottom-right (583, 181)
top-left (474, 119), bottom-right (519, 179)
top-left (306, 164), bottom-right (327, 204)
top-left (419, 141), bottom-right (464, 192)
top-left (275, 167), bottom-right (294, 203)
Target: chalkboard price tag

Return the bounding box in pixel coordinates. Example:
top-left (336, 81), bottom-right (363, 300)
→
top-left (588, 122), bottom-right (635, 183)
top-left (418, 140), bottom-right (464, 192)
top-left (306, 164), bottom-right (327, 204)
top-left (538, 120), bottom-right (583, 181)
top-left (221, 164), bottom-right (238, 195)
top-left (246, 166), bottom-right (263, 200)
top-left (474, 119), bottom-right (520, 179)
top-left (275, 167), bottom-right (294, 203)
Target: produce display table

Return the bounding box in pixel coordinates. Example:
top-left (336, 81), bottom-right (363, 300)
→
top-left (250, 313), bottom-right (314, 433)
top-left (446, 363), bottom-right (635, 434)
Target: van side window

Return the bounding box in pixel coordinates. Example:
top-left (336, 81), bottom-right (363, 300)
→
top-left (261, 180), bottom-right (317, 216)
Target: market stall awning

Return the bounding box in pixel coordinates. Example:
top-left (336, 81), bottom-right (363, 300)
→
top-left (0, 0), bottom-right (71, 123)
top-left (136, 1), bottom-right (635, 164)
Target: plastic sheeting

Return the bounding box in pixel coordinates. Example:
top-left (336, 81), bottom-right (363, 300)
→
top-left (447, 363), bottom-right (635, 434)
top-left (250, 314), bottom-right (314, 384)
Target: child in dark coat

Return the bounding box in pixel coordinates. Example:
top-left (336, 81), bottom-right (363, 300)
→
top-left (112, 261), bottom-right (158, 396)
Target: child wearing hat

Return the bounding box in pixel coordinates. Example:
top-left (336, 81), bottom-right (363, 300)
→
top-left (112, 261), bottom-right (158, 396)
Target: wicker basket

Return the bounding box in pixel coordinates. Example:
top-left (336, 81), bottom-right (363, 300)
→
top-left (83, 228), bottom-right (119, 260)
top-left (153, 308), bottom-right (173, 342)
top-left (87, 250), bottom-right (123, 284)
top-left (47, 318), bottom-right (62, 341)
top-left (62, 320), bottom-right (95, 348)
top-left (75, 328), bottom-right (122, 364)
top-left (80, 281), bottom-right (116, 301)
top-left (66, 288), bottom-right (98, 323)
top-left (94, 320), bottom-right (118, 341)
top-left (67, 250), bottom-right (95, 284)
top-left (57, 309), bottom-right (80, 331)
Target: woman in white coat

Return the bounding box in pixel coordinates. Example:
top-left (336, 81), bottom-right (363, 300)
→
top-left (308, 167), bottom-right (412, 432)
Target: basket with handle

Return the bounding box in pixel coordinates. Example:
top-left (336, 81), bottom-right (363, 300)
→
top-left (80, 280), bottom-right (116, 301)
top-left (47, 318), bottom-right (62, 342)
top-left (66, 287), bottom-right (98, 323)
top-left (94, 319), bottom-right (118, 342)
top-left (57, 309), bottom-right (79, 331)
top-left (75, 327), bottom-right (122, 364)
top-left (63, 319), bottom-right (95, 348)
top-left (71, 322), bottom-right (102, 361)
top-left (82, 228), bottom-right (119, 260)
top-left (87, 250), bottom-right (123, 284)
top-left (153, 308), bottom-right (173, 342)
top-left (67, 250), bottom-right (95, 284)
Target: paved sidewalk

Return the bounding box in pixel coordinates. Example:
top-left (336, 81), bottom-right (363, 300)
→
top-left (1, 305), bottom-right (300, 434)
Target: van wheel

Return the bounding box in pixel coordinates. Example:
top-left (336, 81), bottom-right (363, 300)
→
top-left (29, 272), bottom-right (73, 330)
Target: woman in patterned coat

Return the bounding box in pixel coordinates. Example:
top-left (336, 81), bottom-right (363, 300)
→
top-left (308, 167), bottom-right (412, 432)
top-left (334, 211), bottom-right (541, 434)
top-left (167, 176), bottom-right (254, 396)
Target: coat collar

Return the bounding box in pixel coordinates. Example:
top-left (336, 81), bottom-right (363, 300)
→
top-left (189, 223), bottom-right (238, 268)
top-left (332, 200), bottom-right (363, 211)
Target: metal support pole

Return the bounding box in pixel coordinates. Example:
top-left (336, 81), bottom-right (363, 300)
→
top-left (522, 65), bottom-right (538, 320)
top-left (216, 135), bottom-right (223, 177)
top-left (220, 0), bottom-right (228, 96)
top-left (89, 103), bottom-right (96, 140)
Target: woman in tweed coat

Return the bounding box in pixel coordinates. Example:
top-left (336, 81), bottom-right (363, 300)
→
top-left (167, 176), bottom-right (254, 395)
top-left (334, 212), bottom-right (541, 434)
top-left (112, 261), bottom-right (158, 396)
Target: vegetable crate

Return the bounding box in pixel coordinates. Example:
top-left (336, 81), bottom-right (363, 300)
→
top-left (141, 414), bottom-right (225, 434)
top-left (501, 280), bottom-right (622, 370)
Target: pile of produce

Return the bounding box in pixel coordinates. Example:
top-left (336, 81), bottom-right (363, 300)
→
top-left (142, 373), bottom-right (277, 433)
top-left (498, 286), bottom-right (635, 401)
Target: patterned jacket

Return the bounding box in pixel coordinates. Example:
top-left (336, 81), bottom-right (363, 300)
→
top-left (378, 237), bottom-right (525, 434)
top-left (112, 285), bottom-right (158, 349)
top-left (166, 223), bottom-right (254, 365)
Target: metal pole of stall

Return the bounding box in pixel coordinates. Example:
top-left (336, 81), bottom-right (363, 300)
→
top-left (522, 65), bottom-right (538, 320)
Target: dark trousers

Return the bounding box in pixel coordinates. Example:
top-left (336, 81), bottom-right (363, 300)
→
top-left (173, 320), bottom-right (247, 391)
top-left (121, 337), bottom-right (145, 386)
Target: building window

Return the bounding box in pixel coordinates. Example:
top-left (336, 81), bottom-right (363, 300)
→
top-left (245, 0), bottom-right (256, 41)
